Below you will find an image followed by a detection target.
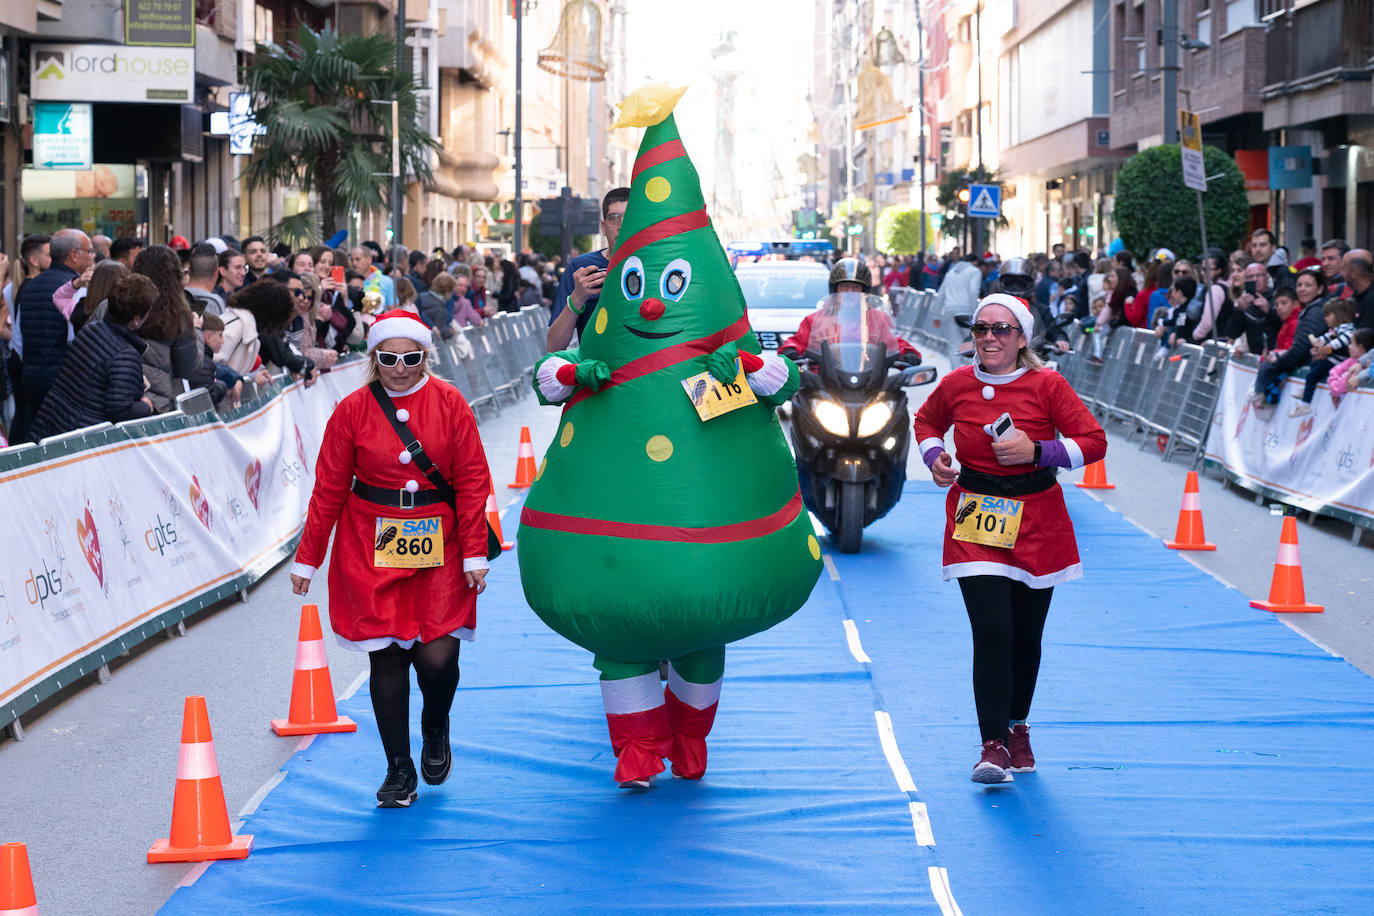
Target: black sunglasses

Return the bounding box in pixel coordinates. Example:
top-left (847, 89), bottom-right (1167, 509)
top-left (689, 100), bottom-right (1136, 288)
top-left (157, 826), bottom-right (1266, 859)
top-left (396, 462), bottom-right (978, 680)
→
top-left (376, 350), bottom-right (426, 368)
top-left (290, 287), bottom-right (311, 298)
top-left (970, 322), bottom-right (1020, 339)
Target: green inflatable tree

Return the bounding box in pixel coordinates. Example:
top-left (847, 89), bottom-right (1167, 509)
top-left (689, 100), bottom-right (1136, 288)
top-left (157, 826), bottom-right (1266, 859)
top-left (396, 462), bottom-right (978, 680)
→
top-left (1114, 144), bottom-right (1248, 259)
top-left (517, 84), bottom-right (823, 787)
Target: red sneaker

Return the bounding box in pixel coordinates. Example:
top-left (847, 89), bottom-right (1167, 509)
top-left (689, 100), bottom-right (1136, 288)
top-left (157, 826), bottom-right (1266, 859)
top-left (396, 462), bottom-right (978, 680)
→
top-left (972, 738), bottom-right (1014, 784)
top-left (1007, 723), bottom-right (1036, 773)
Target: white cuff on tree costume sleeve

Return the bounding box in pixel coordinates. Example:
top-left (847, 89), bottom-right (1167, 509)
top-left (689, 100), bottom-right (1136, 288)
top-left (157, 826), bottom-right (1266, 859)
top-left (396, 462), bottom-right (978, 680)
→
top-left (744, 352), bottom-right (792, 397)
top-left (535, 356), bottom-right (576, 403)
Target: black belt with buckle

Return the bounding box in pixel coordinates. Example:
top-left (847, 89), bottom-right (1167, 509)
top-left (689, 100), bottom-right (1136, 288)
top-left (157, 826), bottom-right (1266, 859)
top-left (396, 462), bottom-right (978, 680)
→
top-left (957, 467), bottom-right (1057, 498)
top-left (352, 479), bottom-right (446, 510)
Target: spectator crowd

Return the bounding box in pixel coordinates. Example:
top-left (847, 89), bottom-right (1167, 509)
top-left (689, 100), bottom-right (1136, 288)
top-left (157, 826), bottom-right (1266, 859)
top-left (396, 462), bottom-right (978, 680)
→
top-left (0, 229), bottom-right (566, 446)
top-left (907, 231), bottom-right (1374, 421)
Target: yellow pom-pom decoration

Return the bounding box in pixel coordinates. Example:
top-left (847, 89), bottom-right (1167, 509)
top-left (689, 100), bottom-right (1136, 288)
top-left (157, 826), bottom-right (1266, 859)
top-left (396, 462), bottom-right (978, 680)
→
top-left (611, 83), bottom-right (688, 129)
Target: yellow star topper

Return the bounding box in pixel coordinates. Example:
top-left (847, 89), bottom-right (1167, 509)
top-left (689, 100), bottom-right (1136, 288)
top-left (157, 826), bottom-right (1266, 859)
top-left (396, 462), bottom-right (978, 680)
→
top-left (610, 83), bottom-right (688, 129)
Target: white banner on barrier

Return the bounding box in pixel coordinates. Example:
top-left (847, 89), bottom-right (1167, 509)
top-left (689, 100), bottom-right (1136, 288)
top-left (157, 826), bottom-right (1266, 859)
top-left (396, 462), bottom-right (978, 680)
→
top-left (0, 362), bottom-right (367, 709)
top-left (1204, 361), bottom-right (1374, 520)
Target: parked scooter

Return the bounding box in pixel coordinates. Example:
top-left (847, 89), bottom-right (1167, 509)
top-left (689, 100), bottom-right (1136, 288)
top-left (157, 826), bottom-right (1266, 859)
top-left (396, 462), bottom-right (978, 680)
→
top-left (787, 292), bottom-right (936, 553)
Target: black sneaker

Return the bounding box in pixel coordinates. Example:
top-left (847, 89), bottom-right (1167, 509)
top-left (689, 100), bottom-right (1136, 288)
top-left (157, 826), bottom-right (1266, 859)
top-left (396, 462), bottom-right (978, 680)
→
top-left (376, 756), bottom-right (418, 807)
top-left (420, 723), bottom-right (452, 786)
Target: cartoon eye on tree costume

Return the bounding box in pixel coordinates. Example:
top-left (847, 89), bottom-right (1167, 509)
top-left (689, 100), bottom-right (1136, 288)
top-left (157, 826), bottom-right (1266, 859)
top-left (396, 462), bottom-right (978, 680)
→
top-left (518, 85), bottom-right (823, 787)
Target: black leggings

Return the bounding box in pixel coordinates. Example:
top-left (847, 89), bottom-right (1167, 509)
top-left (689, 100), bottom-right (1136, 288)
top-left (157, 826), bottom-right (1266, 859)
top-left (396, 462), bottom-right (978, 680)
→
top-left (957, 576), bottom-right (1053, 742)
top-left (368, 636), bottom-right (461, 761)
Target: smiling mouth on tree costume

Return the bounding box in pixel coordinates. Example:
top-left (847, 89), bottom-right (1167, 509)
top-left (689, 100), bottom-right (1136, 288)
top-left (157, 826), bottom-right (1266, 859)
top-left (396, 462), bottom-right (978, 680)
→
top-left (623, 324), bottom-right (683, 340)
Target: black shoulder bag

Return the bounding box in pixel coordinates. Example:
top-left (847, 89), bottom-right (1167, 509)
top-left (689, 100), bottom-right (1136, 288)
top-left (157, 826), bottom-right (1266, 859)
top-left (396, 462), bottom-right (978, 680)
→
top-left (369, 381), bottom-right (502, 561)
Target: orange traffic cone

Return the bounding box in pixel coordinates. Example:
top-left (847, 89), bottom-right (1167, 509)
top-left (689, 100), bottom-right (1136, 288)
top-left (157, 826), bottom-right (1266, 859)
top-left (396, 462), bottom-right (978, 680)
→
top-left (148, 696), bottom-right (253, 863)
top-left (1075, 460), bottom-right (1116, 490)
top-left (507, 426), bottom-right (537, 488)
top-left (1250, 517), bottom-right (1323, 613)
top-left (487, 485), bottom-right (513, 551)
top-left (271, 604), bottom-right (357, 736)
top-left (0, 842), bottom-right (38, 915)
top-left (1165, 471), bottom-right (1216, 550)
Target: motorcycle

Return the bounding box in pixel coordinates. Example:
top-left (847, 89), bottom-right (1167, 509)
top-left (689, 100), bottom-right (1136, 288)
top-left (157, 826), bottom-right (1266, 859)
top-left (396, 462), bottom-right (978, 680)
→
top-left (788, 293), bottom-right (937, 553)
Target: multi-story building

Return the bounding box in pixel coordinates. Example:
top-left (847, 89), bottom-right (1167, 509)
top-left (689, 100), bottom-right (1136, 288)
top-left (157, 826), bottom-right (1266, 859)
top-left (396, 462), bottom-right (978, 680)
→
top-left (1261, 0), bottom-right (1373, 246)
top-left (997, 0), bottom-right (1129, 254)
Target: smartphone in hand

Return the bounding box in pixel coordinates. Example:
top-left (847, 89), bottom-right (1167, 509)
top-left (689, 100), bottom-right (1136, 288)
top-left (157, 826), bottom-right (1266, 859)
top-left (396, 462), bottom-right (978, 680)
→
top-left (331, 266), bottom-right (346, 284)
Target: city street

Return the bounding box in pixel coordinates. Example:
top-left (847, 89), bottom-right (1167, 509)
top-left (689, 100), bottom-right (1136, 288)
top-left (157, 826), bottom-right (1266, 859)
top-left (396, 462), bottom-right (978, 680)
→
top-left (2, 349), bottom-right (1371, 913)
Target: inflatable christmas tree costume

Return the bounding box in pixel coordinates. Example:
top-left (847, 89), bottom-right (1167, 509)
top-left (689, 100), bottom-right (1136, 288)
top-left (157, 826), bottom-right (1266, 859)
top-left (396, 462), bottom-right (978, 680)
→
top-left (518, 85), bottom-right (823, 787)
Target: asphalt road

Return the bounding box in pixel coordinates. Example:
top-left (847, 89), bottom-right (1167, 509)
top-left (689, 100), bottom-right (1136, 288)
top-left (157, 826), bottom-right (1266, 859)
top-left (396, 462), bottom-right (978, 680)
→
top-left (1, 349), bottom-right (1368, 914)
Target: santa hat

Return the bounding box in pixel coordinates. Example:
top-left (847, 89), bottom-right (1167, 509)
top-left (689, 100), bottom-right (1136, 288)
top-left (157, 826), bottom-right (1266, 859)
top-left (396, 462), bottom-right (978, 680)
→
top-left (367, 309), bottom-right (434, 352)
top-left (972, 292), bottom-right (1035, 341)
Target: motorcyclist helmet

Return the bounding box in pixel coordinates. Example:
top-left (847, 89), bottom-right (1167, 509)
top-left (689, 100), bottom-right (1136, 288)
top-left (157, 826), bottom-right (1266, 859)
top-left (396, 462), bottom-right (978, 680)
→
top-left (992, 257), bottom-right (1035, 299)
top-left (828, 257), bottom-right (872, 293)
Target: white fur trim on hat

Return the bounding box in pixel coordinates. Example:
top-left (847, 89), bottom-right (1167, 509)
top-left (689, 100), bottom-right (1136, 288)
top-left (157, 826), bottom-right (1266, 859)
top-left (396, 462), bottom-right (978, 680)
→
top-left (972, 293), bottom-right (1035, 341)
top-left (367, 309), bottom-right (434, 352)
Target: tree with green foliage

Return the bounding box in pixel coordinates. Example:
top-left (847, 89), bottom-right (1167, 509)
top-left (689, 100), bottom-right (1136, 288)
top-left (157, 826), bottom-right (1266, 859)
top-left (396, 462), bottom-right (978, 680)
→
top-left (936, 166), bottom-right (1008, 241)
top-left (239, 26), bottom-right (439, 244)
top-left (875, 206), bottom-right (926, 255)
top-left (1113, 145), bottom-right (1248, 260)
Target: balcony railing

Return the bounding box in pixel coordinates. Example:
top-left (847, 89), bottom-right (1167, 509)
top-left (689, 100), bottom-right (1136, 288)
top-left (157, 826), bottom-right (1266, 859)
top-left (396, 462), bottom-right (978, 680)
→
top-left (1264, 0), bottom-right (1374, 92)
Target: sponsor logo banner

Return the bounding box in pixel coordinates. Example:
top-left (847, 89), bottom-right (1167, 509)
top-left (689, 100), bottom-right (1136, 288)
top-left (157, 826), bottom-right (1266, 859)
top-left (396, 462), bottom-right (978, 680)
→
top-left (1205, 362), bottom-right (1374, 521)
top-left (0, 363), bottom-right (366, 707)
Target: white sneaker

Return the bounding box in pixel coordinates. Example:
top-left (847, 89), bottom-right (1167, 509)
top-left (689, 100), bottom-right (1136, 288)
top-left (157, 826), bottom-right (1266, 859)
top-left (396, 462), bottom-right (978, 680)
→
top-left (1289, 403), bottom-right (1312, 418)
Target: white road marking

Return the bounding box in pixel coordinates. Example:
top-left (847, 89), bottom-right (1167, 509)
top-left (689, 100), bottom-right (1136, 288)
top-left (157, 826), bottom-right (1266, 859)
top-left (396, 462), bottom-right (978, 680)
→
top-left (808, 511), bottom-right (825, 536)
top-left (822, 554), bottom-right (840, 581)
top-left (910, 801), bottom-right (935, 846)
top-left (238, 770), bottom-right (287, 819)
top-left (176, 860), bottom-right (214, 888)
top-left (928, 867), bottom-right (964, 916)
top-left (874, 710), bottom-right (917, 793)
top-left (340, 668), bottom-right (368, 700)
top-left (295, 734), bottom-right (316, 753)
top-left (843, 619), bottom-right (871, 663)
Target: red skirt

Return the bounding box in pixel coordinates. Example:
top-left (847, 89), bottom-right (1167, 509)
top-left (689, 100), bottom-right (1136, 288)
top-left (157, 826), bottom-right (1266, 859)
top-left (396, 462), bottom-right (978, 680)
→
top-left (940, 482), bottom-right (1082, 588)
top-left (326, 493), bottom-right (477, 643)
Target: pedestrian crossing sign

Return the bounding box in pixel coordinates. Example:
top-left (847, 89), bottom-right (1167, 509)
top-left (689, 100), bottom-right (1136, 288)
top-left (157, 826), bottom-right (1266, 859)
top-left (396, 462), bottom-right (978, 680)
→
top-left (967, 183), bottom-right (1001, 218)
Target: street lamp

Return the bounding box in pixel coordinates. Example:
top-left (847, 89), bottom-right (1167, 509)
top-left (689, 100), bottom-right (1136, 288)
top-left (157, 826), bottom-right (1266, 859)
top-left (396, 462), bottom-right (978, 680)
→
top-left (536, 0), bottom-right (607, 262)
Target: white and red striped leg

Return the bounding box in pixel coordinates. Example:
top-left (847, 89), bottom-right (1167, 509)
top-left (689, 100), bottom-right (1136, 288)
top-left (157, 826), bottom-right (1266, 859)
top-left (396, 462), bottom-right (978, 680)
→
top-left (665, 666), bottom-right (722, 780)
top-left (601, 672), bottom-right (670, 786)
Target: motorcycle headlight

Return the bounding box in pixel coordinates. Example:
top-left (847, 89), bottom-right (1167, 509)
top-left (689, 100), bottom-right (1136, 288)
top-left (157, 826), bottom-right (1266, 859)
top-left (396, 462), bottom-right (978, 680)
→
top-left (812, 400), bottom-right (850, 436)
top-left (857, 401), bottom-right (894, 438)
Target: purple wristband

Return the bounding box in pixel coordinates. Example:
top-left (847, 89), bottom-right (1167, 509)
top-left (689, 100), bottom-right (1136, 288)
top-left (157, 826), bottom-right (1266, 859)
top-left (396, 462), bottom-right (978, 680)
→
top-left (1037, 439), bottom-right (1071, 468)
top-left (922, 446), bottom-right (945, 469)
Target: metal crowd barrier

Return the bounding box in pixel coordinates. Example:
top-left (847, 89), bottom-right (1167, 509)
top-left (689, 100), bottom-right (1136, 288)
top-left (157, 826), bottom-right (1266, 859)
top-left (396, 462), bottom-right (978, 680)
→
top-left (888, 285), bottom-right (1235, 471)
top-left (1054, 326), bottom-right (1232, 467)
top-left (0, 305), bottom-right (549, 739)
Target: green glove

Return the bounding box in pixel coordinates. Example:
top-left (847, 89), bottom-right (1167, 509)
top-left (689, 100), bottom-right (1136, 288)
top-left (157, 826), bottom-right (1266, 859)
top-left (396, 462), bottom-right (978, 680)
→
top-left (705, 341), bottom-right (739, 384)
top-left (575, 359), bottom-right (612, 391)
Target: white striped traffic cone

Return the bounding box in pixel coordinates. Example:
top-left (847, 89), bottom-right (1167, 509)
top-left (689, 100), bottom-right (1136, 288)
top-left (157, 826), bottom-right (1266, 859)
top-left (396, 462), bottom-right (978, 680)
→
top-left (148, 696), bottom-right (253, 863)
top-left (271, 604), bottom-right (357, 736)
top-left (1250, 517), bottom-right (1323, 613)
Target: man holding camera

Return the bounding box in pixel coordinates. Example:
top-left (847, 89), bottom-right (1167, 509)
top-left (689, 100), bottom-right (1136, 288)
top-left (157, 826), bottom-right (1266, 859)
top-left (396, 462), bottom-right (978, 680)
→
top-left (1235, 261), bottom-right (1281, 354)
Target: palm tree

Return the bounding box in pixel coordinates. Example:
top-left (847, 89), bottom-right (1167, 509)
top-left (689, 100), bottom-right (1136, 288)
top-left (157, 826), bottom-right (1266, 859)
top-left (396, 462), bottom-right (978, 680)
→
top-left (239, 26), bottom-right (439, 243)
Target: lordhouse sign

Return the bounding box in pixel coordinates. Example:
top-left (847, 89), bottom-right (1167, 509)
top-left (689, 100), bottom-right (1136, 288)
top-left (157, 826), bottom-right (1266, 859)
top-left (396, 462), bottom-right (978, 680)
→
top-left (30, 44), bottom-right (194, 104)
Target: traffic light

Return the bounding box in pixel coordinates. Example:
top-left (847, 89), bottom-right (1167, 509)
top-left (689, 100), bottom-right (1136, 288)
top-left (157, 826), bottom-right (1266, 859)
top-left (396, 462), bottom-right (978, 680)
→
top-left (956, 186), bottom-right (971, 212)
top-left (846, 223), bottom-right (864, 236)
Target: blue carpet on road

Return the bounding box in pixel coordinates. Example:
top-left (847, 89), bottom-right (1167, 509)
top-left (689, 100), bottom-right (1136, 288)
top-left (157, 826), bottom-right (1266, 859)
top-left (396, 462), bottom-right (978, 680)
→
top-left (161, 483), bottom-right (1374, 915)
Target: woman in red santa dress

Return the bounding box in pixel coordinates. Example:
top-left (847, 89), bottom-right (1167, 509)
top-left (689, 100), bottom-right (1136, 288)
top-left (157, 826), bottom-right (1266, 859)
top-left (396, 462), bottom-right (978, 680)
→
top-left (913, 293), bottom-right (1106, 786)
top-left (290, 309), bottom-right (492, 808)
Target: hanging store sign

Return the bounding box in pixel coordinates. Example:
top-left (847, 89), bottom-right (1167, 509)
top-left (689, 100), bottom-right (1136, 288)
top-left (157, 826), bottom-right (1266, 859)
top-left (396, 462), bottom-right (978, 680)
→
top-left (31, 102), bottom-right (92, 170)
top-left (30, 43), bottom-right (194, 104)
top-left (125, 0), bottom-right (195, 47)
